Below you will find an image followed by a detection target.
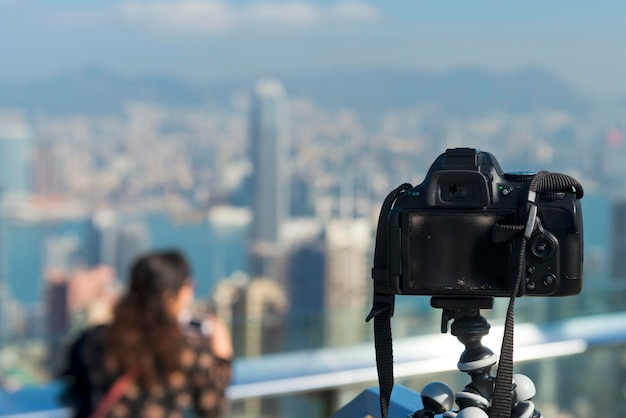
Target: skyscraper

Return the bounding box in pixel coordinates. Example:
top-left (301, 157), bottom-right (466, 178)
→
top-left (248, 79), bottom-right (290, 280)
top-left (282, 217), bottom-right (372, 349)
top-left (90, 210), bottom-right (151, 279)
top-left (283, 219), bottom-right (326, 350)
top-left (0, 114), bottom-right (32, 199)
top-left (324, 218), bottom-right (372, 345)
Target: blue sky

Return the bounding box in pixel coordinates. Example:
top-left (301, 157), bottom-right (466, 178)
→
top-left (1, 0), bottom-right (625, 98)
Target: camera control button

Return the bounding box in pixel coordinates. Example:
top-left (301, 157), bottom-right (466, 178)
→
top-left (526, 281), bottom-right (536, 291)
top-left (529, 234), bottom-right (557, 261)
top-left (526, 266), bottom-right (536, 275)
top-left (543, 274), bottom-right (556, 286)
top-left (499, 185), bottom-right (513, 196)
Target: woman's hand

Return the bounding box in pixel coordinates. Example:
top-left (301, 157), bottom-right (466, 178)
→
top-left (208, 316), bottom-right (233, 360)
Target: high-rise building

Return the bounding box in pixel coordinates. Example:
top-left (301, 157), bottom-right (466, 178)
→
top-left (283, 217), bottom-right (372, 349)
top-left (581, 194), bottom-right (610, 282)
top-left (283, 219), bottom-right (326, 350)
top-left (0, 113), bottom-right (32, 199)
top-left (324, 218), bottom-right (372, 345)
top-left (611, 201), bottom-right (626, 280)
top-left (214, 274), bottom-right (288, 357)
top-left (0, 282), bottom-right (19, 343)
top-left (248, 79), bottom-right (290, 280)
top-left (43, 265), bottom-right (116, 371)
top-left (33, 139), bottom-right (60, 195)
top-left (0, 116), bottom-right (31, 340)
top-left (90, 209), bottom-right (151, 279)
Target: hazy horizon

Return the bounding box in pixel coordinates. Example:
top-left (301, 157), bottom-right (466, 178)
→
top-left (2, 1), bottom-right (626, 100)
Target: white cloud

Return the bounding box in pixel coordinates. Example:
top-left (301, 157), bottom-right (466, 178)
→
top-left (117, 0), bottom-right (380, 34)
top-left (329, 1), bottom-right (379, 22)
top-left (242, 2), bottom-right (320, 27)
top-left (120, 1), bottom-right (234, 34)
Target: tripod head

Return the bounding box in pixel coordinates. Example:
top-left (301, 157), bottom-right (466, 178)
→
top-left (409, 297), bottom-right (543, 418)
top-left (432, 297), bottom-right (497, 376)
top-left (431, 297), bottom-right (494, 334)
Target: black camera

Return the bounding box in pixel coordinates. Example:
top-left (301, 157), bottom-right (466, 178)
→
top-left (384, 147), bottom-right (583, 298)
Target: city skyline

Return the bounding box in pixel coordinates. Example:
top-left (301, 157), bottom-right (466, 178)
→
top-left (1, 1), bottom-right (626, 99)
top-left (1, 3), bottom-right (626, 413)
top-left (0, 85), bottom-right (622, 418)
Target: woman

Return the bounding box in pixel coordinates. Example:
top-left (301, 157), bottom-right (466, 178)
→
top-left (61, 250), bottom-right (233, 418)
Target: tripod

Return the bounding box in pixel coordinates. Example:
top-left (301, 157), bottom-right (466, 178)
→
top-left (409, 298), bottom-right (543, 418)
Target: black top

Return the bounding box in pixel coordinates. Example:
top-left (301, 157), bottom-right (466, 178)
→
top-left (60, 325), bottom-right (232, 418)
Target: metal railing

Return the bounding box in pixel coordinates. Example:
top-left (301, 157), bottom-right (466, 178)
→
top-left (2, 311), bottom-right (626, 417)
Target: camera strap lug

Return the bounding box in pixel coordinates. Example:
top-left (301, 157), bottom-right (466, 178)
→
top-left (367, 269), bottom-right (396, 321)
top-left (524, 191), bottom-right (538, 240)
top-left (366, 292), bottom-right (395, 322)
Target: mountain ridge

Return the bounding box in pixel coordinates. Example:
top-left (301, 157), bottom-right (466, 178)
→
top-left (0, 68), bottom-right (589, 119)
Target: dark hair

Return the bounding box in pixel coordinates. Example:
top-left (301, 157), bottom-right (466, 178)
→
top-left (105, 249), bottom-right (191, 387)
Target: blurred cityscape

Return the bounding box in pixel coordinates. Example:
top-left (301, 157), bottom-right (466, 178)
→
top-left (0, 67), bottom-right (625, 417)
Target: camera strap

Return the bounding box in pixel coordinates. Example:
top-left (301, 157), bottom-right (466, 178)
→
top-left (490, 171), bottom-right (583, 418)
top-left (366, 182), bottom-right (413, 418)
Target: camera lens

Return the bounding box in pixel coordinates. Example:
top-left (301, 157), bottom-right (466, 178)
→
top-left (529, 233), bottom-right (557, 261)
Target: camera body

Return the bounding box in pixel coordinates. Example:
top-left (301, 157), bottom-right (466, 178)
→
top-left (386, 148), bottom-right (583, 298)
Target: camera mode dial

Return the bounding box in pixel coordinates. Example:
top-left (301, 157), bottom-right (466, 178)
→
top-left (503, 172), bottom-right (536, 183)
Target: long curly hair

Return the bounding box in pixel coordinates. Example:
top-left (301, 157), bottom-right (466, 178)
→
top-left (104, 250), bottom-right (191, 387)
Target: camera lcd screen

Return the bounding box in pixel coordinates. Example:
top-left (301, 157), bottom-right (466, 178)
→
top-left (405, 211), bottom-right (515, 295)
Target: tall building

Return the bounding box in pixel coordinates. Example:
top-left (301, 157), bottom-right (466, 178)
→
top-left (0, 115), bottom-right (32, 340)
top-left (324, 218), bottom-right (372, 345)
top-left (0, 282), bottom-right (18, 344)
top-left (214, 274), bottom-right (288, 357)
top-left (90, 209), bottom-right (151, 279)
top-left (43, 265), bottom-right (116, 372)
top-left (0, 114), bottom-right (33, 199)
top-left (611, 201), bottom-right (626, 280)
top-left (283, 219), bottom-right (326, 350)
top-left (283, 217), bottom-right (372, 349)
top-left (248, 79), bottom-right (290, 280)
top-left (33, 139), bottom-right (60, 195)
top-left (581, 194), bottom-right (610, 281)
